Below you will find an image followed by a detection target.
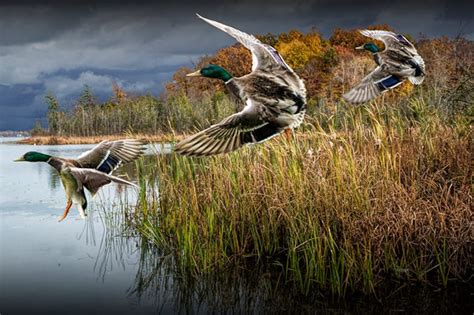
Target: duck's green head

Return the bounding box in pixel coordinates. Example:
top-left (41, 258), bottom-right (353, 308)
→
top-left (356, 43), bottom-right (380, 53)
top-left (14, 151), bottom-right (51, 162)
top-left (187, 64), bottom-right (232, 82)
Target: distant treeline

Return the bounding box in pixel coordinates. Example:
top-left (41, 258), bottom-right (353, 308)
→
top-left (42, 88), bottom-right (236, 136)
top-left (0, 130), bottom-right (30, 137)
top-left (38, 26), bottom-right (473, 136)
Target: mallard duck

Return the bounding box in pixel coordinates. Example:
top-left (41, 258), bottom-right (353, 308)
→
top-left (14, 139), bottom-right (145, 222)
top-left (174, 14), bottom-right (307, 156)
top-left (343, 30), bottom-right (425, 104)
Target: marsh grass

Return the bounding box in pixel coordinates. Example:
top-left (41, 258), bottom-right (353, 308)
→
top-left (129, 96), bottom-right (472, 295)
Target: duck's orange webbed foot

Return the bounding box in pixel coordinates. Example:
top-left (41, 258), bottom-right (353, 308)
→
top-left (58, 200), bottom-right (72, 222)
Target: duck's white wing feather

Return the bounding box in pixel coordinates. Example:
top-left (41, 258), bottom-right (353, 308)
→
top-left (76, 139), bottom-right (145, 174)
top-left (196, 14), bottom-right (292, 72)
top-left (174, 98), bottom-right (285, 156)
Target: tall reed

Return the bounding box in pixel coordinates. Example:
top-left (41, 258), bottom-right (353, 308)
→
top-left (129, 96), bottom-right (473, 295)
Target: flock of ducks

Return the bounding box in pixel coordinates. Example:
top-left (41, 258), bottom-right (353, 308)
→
top-left (14, 14), bottom-right (425, 221)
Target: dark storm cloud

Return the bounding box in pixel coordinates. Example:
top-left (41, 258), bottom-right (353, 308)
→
top-left (0, 0), bottom-right (472, 130)
top-left (0, 84), bottom-right (43, 130)
top-left (0, 6), bottom-right (92, 45)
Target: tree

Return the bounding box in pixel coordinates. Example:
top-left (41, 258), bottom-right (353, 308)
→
top-left (275, 31), bottom-right (324, 70)
top-left (210, 44), bottom-right (252, 78)
top-left (112, 82), bottom-right (128, 105)
top-left (30, 120), bottom-right (47, 136)
top-left (45, 93), bottom-right (60, 135)
top-left (78, 85), bottom-right (96, 107)
top-left (256, 33), bottom-right (279, 46)
top-left (300, 47), bottom-right (339, 99)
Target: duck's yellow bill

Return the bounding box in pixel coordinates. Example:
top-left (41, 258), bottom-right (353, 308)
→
top-left (186, 70), bottom-right (202, 77)
top-left (355, 45), bottom-right (364, 50)
top-left (14, 156), bottom-right (25, 162)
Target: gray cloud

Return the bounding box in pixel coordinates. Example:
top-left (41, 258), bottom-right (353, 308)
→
top-left (0, 6), bottom-right (92, 46)
top-left (0, 0), bottom-right (472, 130)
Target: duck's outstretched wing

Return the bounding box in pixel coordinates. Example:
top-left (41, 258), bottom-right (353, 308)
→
top-left (343, 66), bottom-right (404, 104)
top-left (174, 98), bottom-right (284, 156)
top-left (75, 139), bottom-right (145, 174)
top-left (360, 30), bottom-right (416, 52)
top-left (196, 13), bottom-right (292, 72)
top-left (69, 167), bottom-right (138, 197)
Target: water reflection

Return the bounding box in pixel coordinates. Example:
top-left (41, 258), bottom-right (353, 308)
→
top-left (125, 241), bottom-right (474, 313)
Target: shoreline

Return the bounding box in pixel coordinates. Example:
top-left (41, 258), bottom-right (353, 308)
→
top-left (15, 134), bottom-right (185, 145)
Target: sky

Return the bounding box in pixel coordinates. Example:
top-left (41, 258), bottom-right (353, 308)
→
top-left (0, 0), bottom-right (472, 130)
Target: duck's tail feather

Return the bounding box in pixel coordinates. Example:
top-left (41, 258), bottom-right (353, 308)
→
top-left (77, 203), bottom-right (87, 219)
top-left (107, 174), bottom-right (139, 188)
top-left (408, 75), bottom-right (425, 85)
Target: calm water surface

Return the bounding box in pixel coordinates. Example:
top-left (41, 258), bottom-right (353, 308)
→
top-left (0, 138), bottom-right (173, 314)
top-left (1, 138), bottom-right (472, 314)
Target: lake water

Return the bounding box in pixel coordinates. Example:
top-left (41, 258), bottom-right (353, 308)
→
top-left (0, 138), bottom-right (173, 314)
top-left (1, 138), bottom-right (472, 314)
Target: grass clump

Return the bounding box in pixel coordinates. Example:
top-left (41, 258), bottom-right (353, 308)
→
top-left (129, 97), bottom-right (473, 295)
